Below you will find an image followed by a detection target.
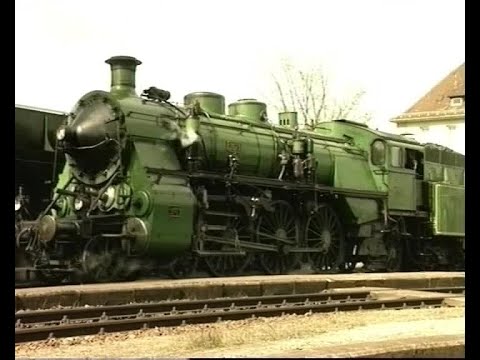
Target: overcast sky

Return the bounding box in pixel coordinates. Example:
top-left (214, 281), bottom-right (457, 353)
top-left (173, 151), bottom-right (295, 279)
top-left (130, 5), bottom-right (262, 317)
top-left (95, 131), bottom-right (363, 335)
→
top-left (15, 0), bottom-right (464, 131)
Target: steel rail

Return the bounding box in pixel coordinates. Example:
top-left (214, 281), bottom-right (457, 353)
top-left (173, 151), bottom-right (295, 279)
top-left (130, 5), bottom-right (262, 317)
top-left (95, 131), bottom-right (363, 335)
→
top-left (412, 286), bottom-right (465, 294)
top-left (17, 286), bottom-right (464, 325)
top-left (15, 294), bottom-right (452, 343)
top-left (16, 289), bottom-right (371, 324)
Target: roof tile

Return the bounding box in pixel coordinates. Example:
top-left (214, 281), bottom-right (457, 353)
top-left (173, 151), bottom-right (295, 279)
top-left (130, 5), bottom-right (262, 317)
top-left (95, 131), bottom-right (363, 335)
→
top-left (404, 63), bottom-right (465, 114)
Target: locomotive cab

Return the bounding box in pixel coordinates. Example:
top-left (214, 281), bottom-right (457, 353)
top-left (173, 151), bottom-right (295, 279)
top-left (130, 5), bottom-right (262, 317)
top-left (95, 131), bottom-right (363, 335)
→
top-left (383, 141), bottom-right (425, 211)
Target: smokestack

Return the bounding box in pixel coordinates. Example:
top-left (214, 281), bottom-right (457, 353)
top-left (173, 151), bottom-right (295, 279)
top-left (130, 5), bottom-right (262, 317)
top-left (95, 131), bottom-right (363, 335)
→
top-left (105, 56), bottom-right (142, 97)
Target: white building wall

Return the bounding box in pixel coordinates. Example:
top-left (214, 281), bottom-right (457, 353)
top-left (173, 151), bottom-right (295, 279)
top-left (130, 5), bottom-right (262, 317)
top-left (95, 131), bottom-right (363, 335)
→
top-left (395, 121), bottom-right (465, 154)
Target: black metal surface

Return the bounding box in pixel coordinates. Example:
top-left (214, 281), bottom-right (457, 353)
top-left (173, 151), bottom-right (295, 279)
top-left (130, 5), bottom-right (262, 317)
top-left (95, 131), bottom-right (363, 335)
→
top-left (62, 96), bottom-right (122, 176)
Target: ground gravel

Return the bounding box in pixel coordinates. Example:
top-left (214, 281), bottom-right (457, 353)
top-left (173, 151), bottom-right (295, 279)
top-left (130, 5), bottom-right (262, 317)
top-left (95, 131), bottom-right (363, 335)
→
top-left (15, 306), bottom-right (464, 358)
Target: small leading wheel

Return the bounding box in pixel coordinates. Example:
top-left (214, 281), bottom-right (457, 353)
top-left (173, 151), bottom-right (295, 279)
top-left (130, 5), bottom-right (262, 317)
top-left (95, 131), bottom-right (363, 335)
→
top-left (81, 237), bottom-right (126, 282)
top-left (168, 254), bottom-right (199, 279)
top-left (36, 269), bottom-right (69, 285)
top-left (202, 205), bottom-right (254, 277)
top-left (256, 200), bottom-right (301, 275)
top-left (305, 204), bottom-right (345, 273)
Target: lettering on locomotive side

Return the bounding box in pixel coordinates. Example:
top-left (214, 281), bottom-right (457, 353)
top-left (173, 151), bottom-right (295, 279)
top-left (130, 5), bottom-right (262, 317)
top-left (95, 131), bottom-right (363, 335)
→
top-left (168, 206), bottom-right (181, 218)
top-left (225, 141), bottom-right (241, 154)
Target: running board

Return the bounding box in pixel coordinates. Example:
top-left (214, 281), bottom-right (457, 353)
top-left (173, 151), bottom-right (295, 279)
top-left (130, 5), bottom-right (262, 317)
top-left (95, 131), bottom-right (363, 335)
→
top-left (288, 247), bottom-right (330, 253)
top-left (203, 237), bottom-right (325, 253)
top-left (204, 236), bottom-right (277, 252)
top-left (204, 210), bottom-right (241, 218)
top-left (194, 250), bottom-right (246, 257)
top-left (204, 225), bottom-right (228, 231)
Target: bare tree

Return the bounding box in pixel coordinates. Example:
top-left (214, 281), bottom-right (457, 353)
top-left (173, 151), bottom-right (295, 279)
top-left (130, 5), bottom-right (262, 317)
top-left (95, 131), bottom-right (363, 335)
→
top-left (271, 58), bottom-right (372, 128)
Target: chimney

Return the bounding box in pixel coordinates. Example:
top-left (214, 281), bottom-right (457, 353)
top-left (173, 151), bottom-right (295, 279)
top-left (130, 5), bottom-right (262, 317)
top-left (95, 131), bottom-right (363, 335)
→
top-left (105, 56), bottom-right (142, 97)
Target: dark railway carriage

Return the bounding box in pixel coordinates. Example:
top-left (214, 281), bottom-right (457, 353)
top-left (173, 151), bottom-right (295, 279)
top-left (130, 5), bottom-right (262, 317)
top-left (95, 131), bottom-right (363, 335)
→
top-left (15, 105), bottom-right (66, 219)
top-left (15, 105), bottom-right (66, 279)
top-left (15, 56), bottom-right (465, 283)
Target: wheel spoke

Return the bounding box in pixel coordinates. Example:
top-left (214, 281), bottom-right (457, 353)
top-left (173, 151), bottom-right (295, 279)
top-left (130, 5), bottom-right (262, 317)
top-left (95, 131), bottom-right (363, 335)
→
top-left (284, 217), bottom-right (294, 230)
top-left (309, 228), bottom-right (323, 238)
top-left (305, 205), bottom-right (344, 273)
top-left (263, 213), bottom-right (277, 230)
top-left (256, 200), bottom-right (300, 275)
top-left (203, 205), bottom-right (253, 277)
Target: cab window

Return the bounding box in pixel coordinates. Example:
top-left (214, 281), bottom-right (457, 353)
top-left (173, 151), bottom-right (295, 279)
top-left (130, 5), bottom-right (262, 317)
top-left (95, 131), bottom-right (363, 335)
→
top-left (371, 140), bottom-right (386, 165)
top-left (390, 146), bottom-right (403, 167)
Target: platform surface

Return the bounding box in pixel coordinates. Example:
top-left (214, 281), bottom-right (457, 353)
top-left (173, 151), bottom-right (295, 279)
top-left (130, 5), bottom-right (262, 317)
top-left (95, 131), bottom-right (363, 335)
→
top-left (15, 271), bottom-right (465, 310)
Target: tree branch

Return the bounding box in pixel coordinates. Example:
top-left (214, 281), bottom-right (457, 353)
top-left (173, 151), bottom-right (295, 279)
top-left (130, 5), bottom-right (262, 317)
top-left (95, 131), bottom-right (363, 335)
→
top-left (271, 58), bottom-right (370, 127)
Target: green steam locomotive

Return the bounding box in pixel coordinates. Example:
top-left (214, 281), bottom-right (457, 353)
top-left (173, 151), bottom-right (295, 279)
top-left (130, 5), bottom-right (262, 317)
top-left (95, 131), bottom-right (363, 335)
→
top-left (16, 56), bottom-right (465, 282)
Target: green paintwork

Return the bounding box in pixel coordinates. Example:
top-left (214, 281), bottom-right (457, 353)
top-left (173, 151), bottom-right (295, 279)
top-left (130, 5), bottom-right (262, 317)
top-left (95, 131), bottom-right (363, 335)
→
top-left (115, 93), bottom-right (196, 256)
top-left (199, 116), bottom-right (277, 177)
top-left (416, 180), bottom-right (424, 208)
top-left (430, 183), bottom-right (465, 236)
top-left (313, 120), bottom-right (464, 236)
top-left (387, 168), bottom-right (416, 210)
top-left (345, 198), bottom-right (379, 224)
top-left (122, 140), bottom-right (194, 256)
top-left (228, 99), bottom-right (268, 122)
top-left (424, 163), bottom-right (464, 185)
top-left (184, 92), bottom-right (225, 115)
top-left (334, 155), bottom-right (377, 191)
top-left (51, 68), bottom-right (197, 256)
top-left (134, 141), bottom-right (181, 170)
top-left (57, 85), bottom-right (375, 255)
top-left (50, 56), bottom-right (465, 264)
top-left (424, 162), bottom-right (444, 182)
top-left (315, 120), bottom-right (392, 194)
top-left (195, 113), bottom-right (349, 184)
top-left (146, 180), bottom-right (196, 256)
top-left (278, 112), bottom-right (298, 128)
top-left (105, 56), bottom-right (142, 98)
top-left (443, 167), bottom-right (464, 185)
top-left (119, 97), bottom-right (182, 141)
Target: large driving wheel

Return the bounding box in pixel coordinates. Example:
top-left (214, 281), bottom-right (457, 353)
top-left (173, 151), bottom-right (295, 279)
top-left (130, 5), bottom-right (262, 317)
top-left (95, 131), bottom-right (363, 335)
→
top-left (305, 204), bottom-right (345, 272)
top-left (202, 205), bottom-right (253, 277)
top-left (256, 200), bottom-right (301, 275)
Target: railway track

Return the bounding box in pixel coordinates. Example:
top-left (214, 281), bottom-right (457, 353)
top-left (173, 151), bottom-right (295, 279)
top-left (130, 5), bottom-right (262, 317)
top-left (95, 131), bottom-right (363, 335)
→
top-left (414, 286), bottom-right (465, 294)
top-left (15, 288), bottom-right (463, 344)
